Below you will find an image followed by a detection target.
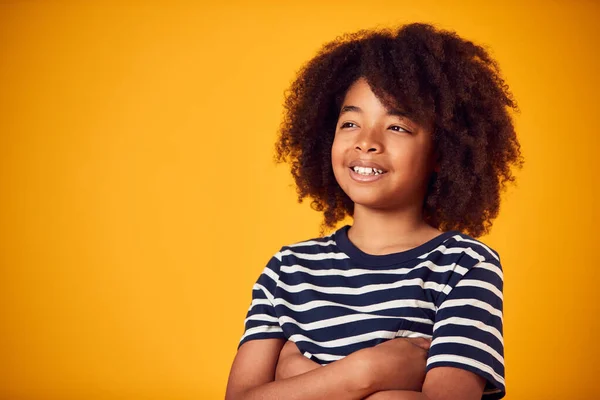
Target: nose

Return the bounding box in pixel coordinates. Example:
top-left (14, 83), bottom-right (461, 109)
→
top-left (354, 127), bottom-right (383, 153)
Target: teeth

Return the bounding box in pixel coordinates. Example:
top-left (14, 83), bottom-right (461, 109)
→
top-left (352, 166), bottom-right (384, 175)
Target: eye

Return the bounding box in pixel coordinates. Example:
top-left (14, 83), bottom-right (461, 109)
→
top-left (340, 122), bottom-right (357, 129)
top-left (389, 125), bottom-right (411, 134)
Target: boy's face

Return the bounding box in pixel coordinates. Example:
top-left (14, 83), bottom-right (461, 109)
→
top-left (331, 77), bottom-right (437, 212)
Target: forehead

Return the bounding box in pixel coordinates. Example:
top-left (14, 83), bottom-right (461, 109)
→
top-left (342, 77), bottom-right (378, 103)
top-left (342, 77), bottom-right (408, 114)
top-left (340, 77), bottom-right (434, 132)
top-left (341, 78), bottom-right (411, 118)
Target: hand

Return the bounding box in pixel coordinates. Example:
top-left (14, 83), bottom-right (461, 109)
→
top-left (356, 337), bottom-right (432, 393)
top-left (275, 340), bottom-right (321, 381)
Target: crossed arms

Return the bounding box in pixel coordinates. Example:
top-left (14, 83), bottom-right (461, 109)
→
top-left (225, 337), bottom-right (486, 400)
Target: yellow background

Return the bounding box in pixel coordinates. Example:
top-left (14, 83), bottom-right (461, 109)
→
top-left (0, 1), bottom-right (598, 399)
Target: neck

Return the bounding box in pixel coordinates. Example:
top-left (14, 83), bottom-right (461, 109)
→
top-left (348, 203), bottom-right (439, 254)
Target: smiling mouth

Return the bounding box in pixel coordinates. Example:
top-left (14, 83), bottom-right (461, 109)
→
top-left (350, 166), bottom-right (387, 176)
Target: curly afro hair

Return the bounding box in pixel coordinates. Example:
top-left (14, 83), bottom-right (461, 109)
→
top-left (275, 23), bottom-right (524, 238)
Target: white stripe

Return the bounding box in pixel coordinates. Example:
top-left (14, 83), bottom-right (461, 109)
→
top-left (455, 279), bottom-right (503, 300)
top-left (279, 313), bottom-right (433, 331)
top-left (280, 260), bottom-right (468, 277)
top-left (277, 278), bottom-right (450, 296)
top-left (287, 239), bottom-right (337, 248)
top-left (244, 313), bottom-right (279, 324)
top-left (253, 283), bottom-right (275, 303)
top-left (289, 329), bottom-right (429, 349)
top-left (473, 261), bottom-right (503, 280)
top-left (418, 244), bottom-right (486, 263)
top-left (262, 266), bottom-right (279, 283)
top-left (450, 236), bottom-right (500, 261)
top-left (431, 336), bottom-right (504, 365)
top-left (396, 330), bottom-right (432, 339)
top-left (427, 354), bottom-right (505, 386)
top-left (239, 325), bottom-right (283, 343)
top-left (402, 316), bottom-right (434, 325)
top-left (417, 244), bottom-right (458, 259)
top-left (278, 249), bottom-right (350, 261)
top-left (438, 299), bottom-right (503, 321)
top-left (274, 297), bottom-right (436, 313)
top-left (289, 330), bottom-right (397, 348)
top-left (247, 298), bottom-right (271, 312)
top-left (419, 244), bottom-right (501, 282)
top-left (433, 317), bottom-right (503, 345)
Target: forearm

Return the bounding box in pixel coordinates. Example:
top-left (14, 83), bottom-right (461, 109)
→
top-left (275, 353), bottom-right (321, 380)
top-left (229, 351), bottom-right (373, 400)
top-left (363, 391), bottom-right (428, 400)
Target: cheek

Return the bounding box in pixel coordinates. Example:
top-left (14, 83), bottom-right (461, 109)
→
top-left (392, 144), bottom-right (428, 169)
top-left (330, 138), bottom-right (344, 167)
top-left (330, 139), bottom-right (347, 182)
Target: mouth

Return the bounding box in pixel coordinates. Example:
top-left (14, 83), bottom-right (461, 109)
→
top-left (349, 165), bottom-right (386, 176)
top-left (347, 165), bottom-right (388, 183)
top-left (347, 159), bottom-right (389, 177)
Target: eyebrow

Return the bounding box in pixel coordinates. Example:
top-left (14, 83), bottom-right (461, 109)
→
top-left (339, 105), bottom-right (410, 118)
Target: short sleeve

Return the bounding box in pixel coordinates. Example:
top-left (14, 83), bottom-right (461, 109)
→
top-left (426, 258), bottom-right (505, 399)
top-left (238, 252), bottom-right (286, 349)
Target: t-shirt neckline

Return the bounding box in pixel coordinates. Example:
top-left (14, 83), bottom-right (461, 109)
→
top-left (334, 224), bottom-right (460, 267)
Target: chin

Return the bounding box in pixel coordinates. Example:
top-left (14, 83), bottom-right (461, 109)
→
top-left (344, 192), bottom-right (393, 210)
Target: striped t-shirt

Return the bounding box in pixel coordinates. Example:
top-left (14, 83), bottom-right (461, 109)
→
top-left (239, 225), bottom-right (505, 399)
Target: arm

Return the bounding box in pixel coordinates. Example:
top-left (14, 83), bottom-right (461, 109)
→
top-left (225, 338), bottom-right (375, 400)
top-left (226, 336), bottom-right (435, 400)
top-left (275, 340), bottom-right (321, 380)
top-left (271, 337), bottom-right (433, 398)
top-left (272, 342), bottom-right (485, 400)
top-left (362, 366), bottom-right (486, 400)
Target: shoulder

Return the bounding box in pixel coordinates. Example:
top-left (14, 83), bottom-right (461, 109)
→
top-left (436, 232), bottom-right (504, 306)
top-left (438, 230), bottom-right (502, 269)
top-left (275, 231), bottom-right (344, 261)
top-left (259, 231), bottom-right (341, 275)
top-left (428, 231), bottom-right (504, 298)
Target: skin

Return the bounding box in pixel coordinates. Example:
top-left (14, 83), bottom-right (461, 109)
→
top-left (331, 77), bottom-right (443, 252)
top-left (225, 337), bottom-right (431, 400)
top-left (225, 77), bottom-right (487, 400)
top-left (275, 338), bottom-right (432, 383)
